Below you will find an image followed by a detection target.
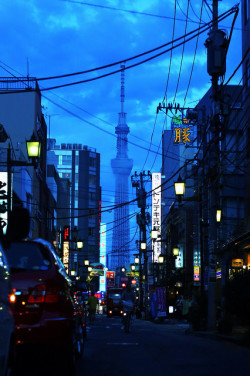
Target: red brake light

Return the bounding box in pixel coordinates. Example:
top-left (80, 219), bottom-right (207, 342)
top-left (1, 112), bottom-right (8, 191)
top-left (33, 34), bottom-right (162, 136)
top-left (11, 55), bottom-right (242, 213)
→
top-left (45, 288), bottom-right (59, 303)
top-left (28, 284), bottom-right (46, 303)
top-left (9, 293), bottom-right (16, 303)
top-left (28, 284), bottom-right (59, 304)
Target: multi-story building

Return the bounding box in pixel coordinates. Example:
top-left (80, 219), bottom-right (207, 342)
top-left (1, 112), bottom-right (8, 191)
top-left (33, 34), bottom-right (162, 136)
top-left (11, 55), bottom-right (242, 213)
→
top-left (47, 139), bottom-right (101, 276)
top-left (0, 78), bottom-right (54, 240)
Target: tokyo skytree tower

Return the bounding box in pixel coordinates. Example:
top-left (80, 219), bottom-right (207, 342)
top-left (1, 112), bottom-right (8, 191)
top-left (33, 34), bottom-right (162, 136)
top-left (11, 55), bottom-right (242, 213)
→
top-left (110, 63), bottom-right (133, 270)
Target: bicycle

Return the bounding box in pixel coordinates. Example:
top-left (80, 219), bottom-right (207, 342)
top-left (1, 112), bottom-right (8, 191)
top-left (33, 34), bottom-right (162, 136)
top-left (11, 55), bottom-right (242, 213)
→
top-left (122, 300), bottom-right (134, 333)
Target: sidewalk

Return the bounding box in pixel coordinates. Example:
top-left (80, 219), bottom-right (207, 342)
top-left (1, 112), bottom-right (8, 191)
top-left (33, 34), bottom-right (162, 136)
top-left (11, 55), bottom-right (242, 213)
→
top-left (150, 317), bottom-right (250, 348)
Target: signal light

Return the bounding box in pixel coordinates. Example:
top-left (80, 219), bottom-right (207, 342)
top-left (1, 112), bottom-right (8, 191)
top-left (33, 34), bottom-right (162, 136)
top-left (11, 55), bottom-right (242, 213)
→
top-left (131, 279), bottom-right (136, 285)
top-left (121, 283), bottom-right (126, 287)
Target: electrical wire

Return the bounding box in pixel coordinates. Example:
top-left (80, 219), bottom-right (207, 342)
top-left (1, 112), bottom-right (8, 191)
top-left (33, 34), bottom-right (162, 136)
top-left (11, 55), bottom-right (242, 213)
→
top-left (0, 6), bottom-right (237, 90)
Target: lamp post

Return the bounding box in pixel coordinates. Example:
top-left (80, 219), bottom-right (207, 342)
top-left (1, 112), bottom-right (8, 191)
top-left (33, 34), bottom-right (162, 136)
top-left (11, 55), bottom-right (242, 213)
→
top-left (151, 227), bottom-right (159, 286)
top-left (174, 175), bottom-right (185, 203)
top-left (7, 132), bottom-right (41, 223)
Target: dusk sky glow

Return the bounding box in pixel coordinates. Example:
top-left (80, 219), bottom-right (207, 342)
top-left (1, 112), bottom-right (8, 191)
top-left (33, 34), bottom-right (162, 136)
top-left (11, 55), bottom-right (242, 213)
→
top-left (0, 0), bottom-right (243, 250)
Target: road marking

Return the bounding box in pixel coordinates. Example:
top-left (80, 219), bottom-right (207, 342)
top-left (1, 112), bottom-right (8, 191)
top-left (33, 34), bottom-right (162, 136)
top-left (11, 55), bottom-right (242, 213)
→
top-left (107, 342), bottom-right (139, 346)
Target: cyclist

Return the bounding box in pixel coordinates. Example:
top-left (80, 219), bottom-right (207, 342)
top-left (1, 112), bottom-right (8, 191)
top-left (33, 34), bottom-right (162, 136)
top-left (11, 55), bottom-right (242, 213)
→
top-left (121, 283), bottom-right (136, 332)
top-left (88, 292), bottom-right (98, 323)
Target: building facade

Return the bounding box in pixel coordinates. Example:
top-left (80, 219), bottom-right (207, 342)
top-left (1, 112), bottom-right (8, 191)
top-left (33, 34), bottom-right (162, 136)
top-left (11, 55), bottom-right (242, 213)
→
top-left (47, 139), bottom-right (101, 277)
top-left (0, 78), bottom-right (54, 240)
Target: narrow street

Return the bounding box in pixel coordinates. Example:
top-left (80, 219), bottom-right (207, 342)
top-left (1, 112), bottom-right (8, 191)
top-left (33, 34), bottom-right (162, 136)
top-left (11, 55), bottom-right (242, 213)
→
top-left (77, 314), bottom-right (250, 376)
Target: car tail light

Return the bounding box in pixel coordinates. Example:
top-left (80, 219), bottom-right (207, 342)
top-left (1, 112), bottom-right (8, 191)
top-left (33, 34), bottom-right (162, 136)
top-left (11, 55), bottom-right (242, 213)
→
top-left (9, 293), bottom-right (16, 303)
top-left (45, 286), bottom-right (60, 303)
top-left (28, 284), bottom-right (46, 303)
top-left (28, 284), bottom-right (59, 304)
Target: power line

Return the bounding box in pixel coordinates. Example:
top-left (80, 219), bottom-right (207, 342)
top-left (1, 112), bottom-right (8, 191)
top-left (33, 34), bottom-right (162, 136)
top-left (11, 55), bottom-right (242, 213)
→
top-left (0, 6), bottom-right (236, 89)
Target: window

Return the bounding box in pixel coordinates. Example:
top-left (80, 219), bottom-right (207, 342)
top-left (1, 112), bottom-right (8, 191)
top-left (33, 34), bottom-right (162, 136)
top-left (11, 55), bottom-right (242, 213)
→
top-left (89, 174), bottom-right (96, 185)
top-left (62, 155), bottom-right (72, 165)
top-left (244, 0), bottom-right (249, 23)
top-left (246, 59), bottom-right (250, 88)
top-left (62, 172), bottom-right (71, 179)
top-left (89, 157), bottom-right (96, 168)
top-left (89, 191), bottom-right (96, 201)
top-left (88, 209), bottom-right (95, 219)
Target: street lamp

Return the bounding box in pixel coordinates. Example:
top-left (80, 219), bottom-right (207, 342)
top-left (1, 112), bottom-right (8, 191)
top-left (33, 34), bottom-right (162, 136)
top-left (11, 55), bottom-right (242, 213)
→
top-left (134, 256), bottom-right (139, 264)
top-left (77, 240), bottom-right (83, 249)
top-left (84, 259), bottom-right (90, 266)
top-left (151, 227), bottom-right (158, 240)
top-left (158, 254), bottom-right (165, 264)
top-left (140, 242), bottom-right (147, 250)
top-left (216, 209), bottom-right (222, 222)
top-left (131, 263), bottom-right (136, 272)
top-left (174, 175), bottom-right (185, 202)
top-left (173, 247), bottom-right (180, 256)
top-left (7, 132), bottom-right (41, 221)
top-left (26, 133), bottom-right (41, 159)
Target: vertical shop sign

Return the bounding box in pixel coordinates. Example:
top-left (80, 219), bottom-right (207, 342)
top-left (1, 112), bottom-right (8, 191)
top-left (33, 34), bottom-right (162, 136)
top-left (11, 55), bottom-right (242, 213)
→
top-left (152, 173), bottom-right (161, 261)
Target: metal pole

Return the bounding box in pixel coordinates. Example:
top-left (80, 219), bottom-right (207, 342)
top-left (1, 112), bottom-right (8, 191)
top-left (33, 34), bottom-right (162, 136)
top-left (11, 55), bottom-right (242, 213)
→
top-left (207, 0), bottom-right (220, 331)
top-left (7, 143), bottom-right (11, 224)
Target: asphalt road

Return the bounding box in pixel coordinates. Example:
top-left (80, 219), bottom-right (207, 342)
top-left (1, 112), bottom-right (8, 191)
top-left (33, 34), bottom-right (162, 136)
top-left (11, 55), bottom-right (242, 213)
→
top-left (76, 314), bottom-right (250, 376)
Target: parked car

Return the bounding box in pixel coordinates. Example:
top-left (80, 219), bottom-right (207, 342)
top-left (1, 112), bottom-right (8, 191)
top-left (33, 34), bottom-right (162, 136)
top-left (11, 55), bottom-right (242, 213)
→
top-left (4, 238), bottom-right (84, 374)
top-left (0, 242), bottom-right (16, 376)
top-left (106, 287), bottom-right (124, 317)
top-left (73, 291), bottom-right (87, 339)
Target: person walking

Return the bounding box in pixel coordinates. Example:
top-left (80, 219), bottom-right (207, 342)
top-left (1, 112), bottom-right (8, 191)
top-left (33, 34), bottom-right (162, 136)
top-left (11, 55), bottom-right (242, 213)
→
top-left (88, 292), bottom-right (99, 324)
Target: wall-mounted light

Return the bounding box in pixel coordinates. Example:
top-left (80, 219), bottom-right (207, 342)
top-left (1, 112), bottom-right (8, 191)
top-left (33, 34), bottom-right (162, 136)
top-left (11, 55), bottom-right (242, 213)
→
top-left (84, 260), bottom-right (89, 266)
top-left (140, 242), bottom-right (147, 250)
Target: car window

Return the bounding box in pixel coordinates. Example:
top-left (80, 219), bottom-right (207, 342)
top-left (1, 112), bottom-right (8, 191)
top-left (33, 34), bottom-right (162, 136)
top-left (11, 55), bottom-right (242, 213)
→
top-left (5, 242), bottom-right (51, 270)
top-left (108, 293), bottom-right (121, 299)
top-left (0, 246), bottom-right (10, 301)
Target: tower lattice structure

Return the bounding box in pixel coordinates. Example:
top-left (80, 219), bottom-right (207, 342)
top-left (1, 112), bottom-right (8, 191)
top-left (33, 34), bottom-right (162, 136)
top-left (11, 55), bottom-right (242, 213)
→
top-left (110, 63), bottom-right (133, 271)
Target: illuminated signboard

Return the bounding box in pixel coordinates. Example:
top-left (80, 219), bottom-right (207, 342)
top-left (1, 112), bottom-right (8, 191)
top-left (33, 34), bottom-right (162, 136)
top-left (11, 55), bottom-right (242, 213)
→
top-left (63, 225), bottom-right (70, 241)
top-left (194, 266), bottom-right (200, 281)
top-left (152, 173), bottom-right (161, 262)
top-left (63, 241), bottom-right (69, 274)
top-left (0, 172), bottom-right (10, 233)
top-left (106, 271), bottom-right (115, 288)
top-left (232, 259), bottom-right (243, 268)
top-left (175, 248), bottom-right (183, 268)
top-left (173, 115), bottom-right (192, 144)
top-left (99, 223), bottom-right (107, 292)
top-left (216, 268), bottom-right (222, 279)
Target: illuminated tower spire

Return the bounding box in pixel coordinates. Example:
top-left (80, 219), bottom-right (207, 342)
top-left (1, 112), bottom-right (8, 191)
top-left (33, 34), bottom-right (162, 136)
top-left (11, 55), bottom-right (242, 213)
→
top-left (110, 63), bottom-right (133, 270)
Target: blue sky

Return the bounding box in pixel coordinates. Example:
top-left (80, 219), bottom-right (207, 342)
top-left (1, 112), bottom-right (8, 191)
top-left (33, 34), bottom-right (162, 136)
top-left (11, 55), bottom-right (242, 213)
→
top-left (0, 0), bottom-right (243, 247)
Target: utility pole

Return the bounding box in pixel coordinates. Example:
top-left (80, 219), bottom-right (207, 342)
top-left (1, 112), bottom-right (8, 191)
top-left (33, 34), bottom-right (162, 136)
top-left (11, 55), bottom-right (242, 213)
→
top-left (205, 0), bottom-right (228, 330)
top-left (131, 171), bottom-right (151, 318)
